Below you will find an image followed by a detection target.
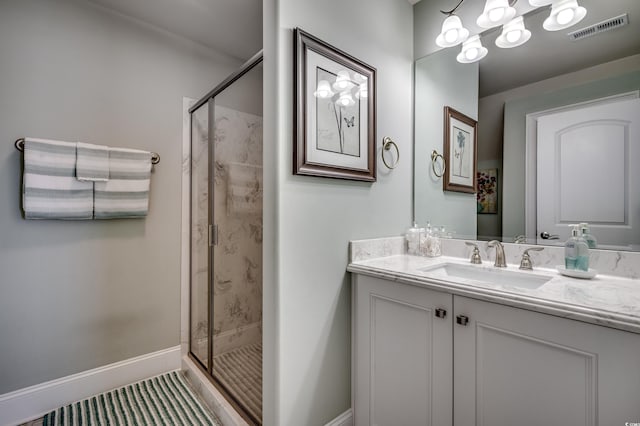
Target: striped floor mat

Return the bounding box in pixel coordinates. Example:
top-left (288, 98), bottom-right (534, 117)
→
top-left (213, 343), bottom-right (262, 423)
top-left (43, 371), bottom-right (221, 425)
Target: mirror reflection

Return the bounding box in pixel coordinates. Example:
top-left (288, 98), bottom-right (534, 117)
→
top-left (414, 0), bottom-right (640, 251)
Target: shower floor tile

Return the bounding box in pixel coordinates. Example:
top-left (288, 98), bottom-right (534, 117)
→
top-left (213, 342), bottom-right (262, 423)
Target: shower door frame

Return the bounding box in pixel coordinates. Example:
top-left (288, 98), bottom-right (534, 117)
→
top-left (188, 50), bottom-right (264, 425)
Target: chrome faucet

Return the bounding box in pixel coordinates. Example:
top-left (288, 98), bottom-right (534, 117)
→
top-left (487, 240), bottom-right (507, 268)
top-left (465, 242), bottom-right (482, 264)
top-left (519, 247), bottom-right (544, 270)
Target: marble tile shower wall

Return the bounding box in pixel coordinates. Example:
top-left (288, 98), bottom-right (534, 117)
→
top-left (191, 105), bottom-right (263, 357)
top-left (212, 105), bottom-right (263, 353)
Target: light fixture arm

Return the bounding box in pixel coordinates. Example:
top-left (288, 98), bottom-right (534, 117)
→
top-left (441, 0), bottom-right (518, 15)
top-left (440, 0), bottom-right (466, 16)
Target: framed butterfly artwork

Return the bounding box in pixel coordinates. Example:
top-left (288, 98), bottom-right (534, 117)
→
top-left (443, 106), bottom-right (477, 193)
top-left (293, 28), bottom-right (377, 181)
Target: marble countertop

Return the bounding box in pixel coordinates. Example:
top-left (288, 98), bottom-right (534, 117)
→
top-left (348, 254), bottom-right (640, 334)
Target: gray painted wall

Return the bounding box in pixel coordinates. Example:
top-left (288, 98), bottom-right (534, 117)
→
top-left (502, 67), bottom-right (640, 239)
top-left (0, 0), bottom-right (239, 393)
top-left (263, 0), bottom-right (414, 423)
top-left (414, 48), bottom-right (479, 239)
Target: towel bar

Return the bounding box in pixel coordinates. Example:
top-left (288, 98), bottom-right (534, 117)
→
top-left (14, 138), bottom-right (160, 165)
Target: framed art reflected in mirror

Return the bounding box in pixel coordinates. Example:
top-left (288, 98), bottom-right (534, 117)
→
top-left (293, 28), bottom-right (376, 182)
top-left (443, 106), bottom-right (477, 193)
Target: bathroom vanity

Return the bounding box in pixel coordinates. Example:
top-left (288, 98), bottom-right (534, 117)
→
top-left (348, 238), bottom-right (640, 426)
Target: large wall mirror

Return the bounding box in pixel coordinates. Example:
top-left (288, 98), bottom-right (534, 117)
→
top-left (414, 0), bottom-right (640, 251)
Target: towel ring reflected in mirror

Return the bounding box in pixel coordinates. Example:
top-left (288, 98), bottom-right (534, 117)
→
top-left (431, 149), bottom-right (446, 178)
top-left (14, 137), bottom-right (161, 164)
top-left (381, 136), bottom-right (399, 169)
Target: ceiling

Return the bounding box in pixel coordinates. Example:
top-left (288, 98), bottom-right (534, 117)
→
top-left (415, 0), bottom-right (640, 97)
top-left (88, 0), bottom-right (262, 62)
top-left (87, 0), bottom-right (638, 96)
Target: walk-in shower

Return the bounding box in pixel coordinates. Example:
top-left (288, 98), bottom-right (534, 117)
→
top-left (189, 52), bottom-right (263, 425)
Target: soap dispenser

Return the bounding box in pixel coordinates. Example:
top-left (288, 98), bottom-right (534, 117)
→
top-left (579, 222), bottom-right (597, 249)
top-left (406, 222), bottom-right (425, 255)
top-left (565, 225), bottom-right (590, 271)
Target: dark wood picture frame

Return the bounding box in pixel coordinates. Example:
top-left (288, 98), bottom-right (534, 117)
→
top-left (443, 106), bottom-right (477, 193)
top-left (293, 28), bottom-right (377, 181)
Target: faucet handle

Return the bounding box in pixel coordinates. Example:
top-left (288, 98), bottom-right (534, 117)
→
top-left (465, 242), bottom-right (482, 264)
top-left (519, 247), bottom-right (544, 270)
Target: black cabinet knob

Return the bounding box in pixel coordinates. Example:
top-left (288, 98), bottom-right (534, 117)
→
top-left (456, 315), bottom-right (469, 326)
top-left (435, 308), bottom-right (447, 319)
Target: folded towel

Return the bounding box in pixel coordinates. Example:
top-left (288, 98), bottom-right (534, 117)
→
top-left (22, 138), bottom-right (94, 220)
top-left (94, 147), bottom-right (152, 219)
top-left (76, 142), bottom-right (109, 182)
top-left (226, 162), bottom-right (262, 216)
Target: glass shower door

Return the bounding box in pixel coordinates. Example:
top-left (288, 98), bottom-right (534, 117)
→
top-left (211, 62), bottom-right (263, 424)
top-left (190, 102), bottom-right (210, 368)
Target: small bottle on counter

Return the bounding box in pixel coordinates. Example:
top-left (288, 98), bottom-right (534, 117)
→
top-left (406, 221), bottom-right (425, 255)
top-left (565, 225), bottom-right (590, 271)
top-left (579, 222), bottom-right (597, 249)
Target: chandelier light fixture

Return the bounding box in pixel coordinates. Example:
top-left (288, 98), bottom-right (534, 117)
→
top-left (436, 15), bottom-right (470, 47)
top-left (457, 35), bottom-right (489, 63)
top-left (495, 16), bottom-right (531, 48)
top-left (435, 0), bottom-right (588, 63)
top-left (543, 0), bottom-right (587, 31)
top-left (476, 0), bottom-right (517, 28)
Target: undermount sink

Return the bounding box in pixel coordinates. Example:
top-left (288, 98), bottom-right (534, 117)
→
top-left (419, 263), bottom-right (552, 289)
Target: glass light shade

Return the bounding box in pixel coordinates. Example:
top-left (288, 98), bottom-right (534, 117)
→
top-left (336, 91), bottom-right (355, 107)
top-left (355, 83), bottom-right (368, 99)
top-left (332, 70), bottom-right (353, 91)
top-left (495, 16), bottom-right (531, 48)
top-left (456, 35), bottom-right (488, 63)
top-left (477, 0), bottom-right (516, 29)
top-left (313, 80), bottom-right (334, 99)
top-left (436, 15), bottom-right (469, 48)
top-left (543, 0), bottom-right (586, 31)
top-left (528, 0), bottom-right (553, 6)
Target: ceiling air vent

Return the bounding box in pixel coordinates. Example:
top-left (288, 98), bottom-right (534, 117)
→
top-left (568, 13), bottom-right (629, 41)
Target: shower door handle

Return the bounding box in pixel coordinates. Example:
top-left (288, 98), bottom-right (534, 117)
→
top-left (209, 224), bottom-right (218, 246)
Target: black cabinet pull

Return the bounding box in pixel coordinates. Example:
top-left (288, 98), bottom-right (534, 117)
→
top-left (456, 315), bottom-right (469, 326)
top-left (435, 308), bottom-right (447, 319)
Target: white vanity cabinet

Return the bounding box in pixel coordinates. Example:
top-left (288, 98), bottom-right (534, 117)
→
top-left (352, 274), bottom-right (453, 426)
top-left (352, 274), bottom-right (640, 426)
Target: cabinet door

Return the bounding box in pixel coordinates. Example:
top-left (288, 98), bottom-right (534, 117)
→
top-left (352, 275), bottom-right (453, 426)
top-left (454, 296), bottom-right (640, 426)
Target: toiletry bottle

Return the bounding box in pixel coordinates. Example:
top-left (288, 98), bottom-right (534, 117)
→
top-left (565, 225), bottom-right (590, 271)
top-left (406, 222), bottom-right (424, 255)
top-left (420, 222), bottom-right (432, 256)
top-left (426, 223), bottom-right (442, 257)
top-left (579, 222), bottom-right (597, 249)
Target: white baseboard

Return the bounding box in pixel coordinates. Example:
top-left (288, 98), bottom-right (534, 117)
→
top-left (325, 409), bottom-right (353, 426)
top-left (0, 345), bottom-right (181, 426)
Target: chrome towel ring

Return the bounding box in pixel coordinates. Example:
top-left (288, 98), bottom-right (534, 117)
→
top-left (431, 149), bottom-right (445, 178)
top-left (381, 137), bottom-right (399, 170)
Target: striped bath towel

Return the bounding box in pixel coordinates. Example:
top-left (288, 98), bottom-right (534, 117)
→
top-left (22, 138), bottom-right (94, 220)
top-left (76, 142), bottom-right (109, 182)
top-left (94, 147), bottom-right (152, 219)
